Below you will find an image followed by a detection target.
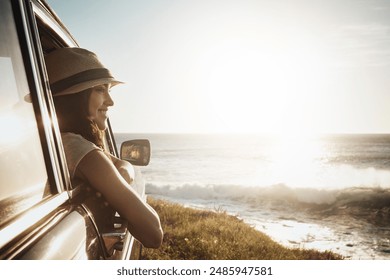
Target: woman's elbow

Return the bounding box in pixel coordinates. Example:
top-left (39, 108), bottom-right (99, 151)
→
top-left (142, 226), bottom-right (163, 249)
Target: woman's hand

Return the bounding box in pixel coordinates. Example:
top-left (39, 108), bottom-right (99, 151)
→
top-left (113, 157), bottom-right (135, 185)
top-left (106, 153), bottom-right (135, 184)
top-left (117, 160), bottom-right (135, 185)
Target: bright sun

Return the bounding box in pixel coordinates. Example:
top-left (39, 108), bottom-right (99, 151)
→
top-left (203, 40), bottom-right (330, 135)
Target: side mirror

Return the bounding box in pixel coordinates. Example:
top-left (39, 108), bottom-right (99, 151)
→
top-left (120, 139), bottom-right (151, 166)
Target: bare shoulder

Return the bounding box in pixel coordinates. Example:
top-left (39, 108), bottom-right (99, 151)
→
top-left (75, 149), bottom-right (118, 181)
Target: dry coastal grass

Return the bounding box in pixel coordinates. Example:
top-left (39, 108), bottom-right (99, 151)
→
top-left (141, 198), bottom-right (343, 260)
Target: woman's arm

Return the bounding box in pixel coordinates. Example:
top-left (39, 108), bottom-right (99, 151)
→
top-left (76, 150), bottom-right (163, 248)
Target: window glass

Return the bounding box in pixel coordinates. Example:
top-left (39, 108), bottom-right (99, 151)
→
top-left (0, 0), bottom-right (49, 225)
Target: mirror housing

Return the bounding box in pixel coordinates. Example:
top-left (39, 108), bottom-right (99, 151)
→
top-left (120, 139), bottom-right (151, 166)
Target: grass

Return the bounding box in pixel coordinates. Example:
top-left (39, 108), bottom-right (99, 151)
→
top-left (141, 198), bottom-right (343, 260)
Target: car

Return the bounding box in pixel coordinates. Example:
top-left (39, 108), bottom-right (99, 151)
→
top-left (0, 0), bottom-right (151, 260)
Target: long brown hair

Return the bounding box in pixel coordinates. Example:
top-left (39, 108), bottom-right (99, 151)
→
top-left (53, 88), bottom-right (105, 149)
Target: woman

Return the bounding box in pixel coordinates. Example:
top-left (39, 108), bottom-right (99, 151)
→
top-left (45, 47), bottom-right (163, 249)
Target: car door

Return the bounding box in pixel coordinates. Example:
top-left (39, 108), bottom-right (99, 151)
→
top-left (0, 0), bottom-right (140, 260)
top-left (0, 0), bottom-right (101, 259)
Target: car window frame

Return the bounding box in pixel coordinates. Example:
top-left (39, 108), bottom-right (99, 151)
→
top-left (15, 0), bottom-right (69, 194)
top-left (0, 0), bottom-right (70, 253)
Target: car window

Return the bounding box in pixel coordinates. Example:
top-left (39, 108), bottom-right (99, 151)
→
top-left (0, 0), bottom-right (50, 226)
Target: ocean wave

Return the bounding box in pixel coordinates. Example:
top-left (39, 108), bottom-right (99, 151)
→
top-left (146, 182), bottom-right (390, 209)
top-left (144, 164), bottom-right (390, 194)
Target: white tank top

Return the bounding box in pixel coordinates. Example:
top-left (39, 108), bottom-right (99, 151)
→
top-left (61, 132), bottom-right (101, 179)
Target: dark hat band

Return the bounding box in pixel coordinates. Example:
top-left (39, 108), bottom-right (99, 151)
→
top-left (50, 68), bottom-right (114, 94)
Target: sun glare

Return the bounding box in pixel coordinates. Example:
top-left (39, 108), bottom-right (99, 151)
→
top-left (265, 133), bottom-right (326, 188)
top-left (203, 37), bottom-right (330, 135)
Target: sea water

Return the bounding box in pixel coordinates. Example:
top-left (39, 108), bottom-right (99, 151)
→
top-left (115, 133), bottom-right (390, 259)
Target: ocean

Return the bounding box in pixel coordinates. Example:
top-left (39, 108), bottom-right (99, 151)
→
top-left (115, 133), bottom-right (390, 260)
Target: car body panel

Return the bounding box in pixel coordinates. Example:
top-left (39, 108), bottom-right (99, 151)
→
top-left (0, 0), bottom-right (146, 259)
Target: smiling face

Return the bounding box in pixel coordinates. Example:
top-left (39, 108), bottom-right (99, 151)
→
top-left (88, 84), bottom-right (114, 130)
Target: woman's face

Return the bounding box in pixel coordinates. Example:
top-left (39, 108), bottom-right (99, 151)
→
top-left (88, 84), bottom-right (114, 130)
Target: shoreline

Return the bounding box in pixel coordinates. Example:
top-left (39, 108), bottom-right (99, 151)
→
top-left (249, 214), bottom-right (378, 260)
top-left (149, 195), bottom-right (390, 260)
top-left (142, 197), bottom-right (343, 260)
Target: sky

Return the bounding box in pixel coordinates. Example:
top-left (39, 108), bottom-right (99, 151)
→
top-left (46, 0), bottom-right (390, 135)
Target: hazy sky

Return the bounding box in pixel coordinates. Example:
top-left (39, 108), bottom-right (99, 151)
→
top-left (47, 0), bottom-right (390, 134)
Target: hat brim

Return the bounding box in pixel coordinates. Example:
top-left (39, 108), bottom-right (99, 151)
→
top-left (53, 78), bottom-right (123, 96)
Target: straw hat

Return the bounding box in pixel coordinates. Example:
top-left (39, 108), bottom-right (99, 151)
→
top-left (45, 47), bottom-right (123, 96)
